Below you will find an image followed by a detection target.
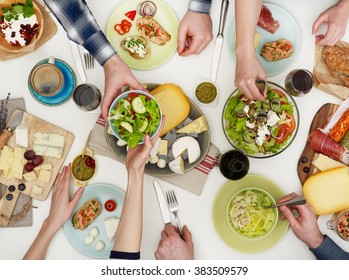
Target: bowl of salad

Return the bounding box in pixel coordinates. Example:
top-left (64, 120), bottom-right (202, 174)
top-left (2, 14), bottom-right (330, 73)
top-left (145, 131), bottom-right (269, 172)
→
top-left (226, 188), bottom-right (278, 239)
top-left (108, 90), bottom-right (162, 148)
top-left (222, 82), bottom-right (299, 158)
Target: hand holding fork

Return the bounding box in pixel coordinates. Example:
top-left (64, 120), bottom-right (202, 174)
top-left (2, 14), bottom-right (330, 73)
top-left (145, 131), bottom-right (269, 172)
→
top-left (166, 190), bottom-right (182, 238)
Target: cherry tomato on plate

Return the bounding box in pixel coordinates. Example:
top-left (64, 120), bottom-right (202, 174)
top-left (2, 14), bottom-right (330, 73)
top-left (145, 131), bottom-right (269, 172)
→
top-left (104, 200), bottom-right (117, 212)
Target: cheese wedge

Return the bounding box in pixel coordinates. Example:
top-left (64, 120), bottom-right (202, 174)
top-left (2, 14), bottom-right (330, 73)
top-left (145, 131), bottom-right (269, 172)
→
top-left (311, 153), bottom-right (344, 171)
top-left (104, 216), bottom-right (119, 241)
top-left (169, 156), bottom-right (185, 174)
top-left (303, 166), bottom-right (349, 215)
top-left (33, 133), bottom-right (65, 159)
top-left (150, 84), bottom-right (190, 136)
top-left (172, 136), bottom-right (201, 164)
top-left (23, 171), bottom-right (37, 182)
top-left (157, 139), bottom-right (168, 156)
top-left (177, 115), bottom-right (208, 134)
top-left (31, 185), bottom-right (44, 196)
top-left (38, 169), bottom-right (52, 183)
top-left (15, 125), bottom-right (29, 148)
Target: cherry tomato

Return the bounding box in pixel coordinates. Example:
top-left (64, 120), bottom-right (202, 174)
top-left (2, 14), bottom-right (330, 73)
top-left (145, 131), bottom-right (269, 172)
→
top-left (104, 200), bottom-right (117, 212)
top-left (128, 92), bottom-right (139, 99)
top-left (272, 88), bottom-right (286, 97)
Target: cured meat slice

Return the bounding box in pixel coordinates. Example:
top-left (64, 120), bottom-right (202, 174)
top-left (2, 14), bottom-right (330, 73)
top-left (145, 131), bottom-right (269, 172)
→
top-left (308, 129), bottom-right (349, 165)
top-left (257, 5), bottom-right (280, 34)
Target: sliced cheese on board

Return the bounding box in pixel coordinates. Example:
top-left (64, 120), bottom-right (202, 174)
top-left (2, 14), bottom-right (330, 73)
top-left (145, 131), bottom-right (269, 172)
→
top-left (150, 83), bottom-right (190, 136)
top-left (311, 153), bottom-right (344, 171)
top-left (303, 166), bottom-right (349, 215)
top-left (177, 115), bottom-right (208, 134)
top-left (157, 139), bottom-right (168, 156)
top-left (15, 125), bottom-right (29, 148)
top-left (8, 147), bottom-right (26, 180)
top-left (33, 132), bottom-right (65, 159)
top-left (172, 136), bottom-right (201, 164)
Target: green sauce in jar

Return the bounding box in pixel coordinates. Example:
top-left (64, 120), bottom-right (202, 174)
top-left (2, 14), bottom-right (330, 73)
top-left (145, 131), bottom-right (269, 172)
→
top-left (195, 82), bottom-right (217, 104)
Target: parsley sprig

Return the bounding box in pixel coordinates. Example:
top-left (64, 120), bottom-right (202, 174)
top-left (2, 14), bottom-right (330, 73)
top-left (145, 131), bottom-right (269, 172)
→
top-left (1, 0), bottom-right (34, 22)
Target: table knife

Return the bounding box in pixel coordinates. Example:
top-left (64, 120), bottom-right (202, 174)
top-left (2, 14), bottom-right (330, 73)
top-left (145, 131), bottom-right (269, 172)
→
top-left (153, 180), bottom-right (171, 224)
top-left (69, 40), bottom-right (87, 83)
top-left (0, 110), bottom-right (24, 149)
top-left (211, 0), bottom-right (229, 83)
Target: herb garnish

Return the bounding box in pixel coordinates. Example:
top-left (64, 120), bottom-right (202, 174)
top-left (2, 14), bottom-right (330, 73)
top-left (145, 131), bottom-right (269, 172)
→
top-left (1, 0), bottom-right (34, 22)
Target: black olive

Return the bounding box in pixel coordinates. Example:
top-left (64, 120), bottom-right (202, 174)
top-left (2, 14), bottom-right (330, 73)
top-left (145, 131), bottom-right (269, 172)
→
top-left (8, 185), bottom-right (15, 192)
top-left (303, 167), bottom-right (310, 173)
top-left (301, 156), bottom-right (308, 163)
top-left (6, 194), bottom-right (13, 201)
top-left (18, 183), bottom-right (26, 191)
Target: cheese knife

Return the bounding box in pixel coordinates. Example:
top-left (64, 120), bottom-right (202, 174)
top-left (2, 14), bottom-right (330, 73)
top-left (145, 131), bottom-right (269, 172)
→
top-left (211, 0), bottom-right (229, 83)
top-left (0, 110), bottom-right (24, 149)
top-left (153, 180), bottom-right (171, 224)
top-left (69, 40), bottom-right (87, 83)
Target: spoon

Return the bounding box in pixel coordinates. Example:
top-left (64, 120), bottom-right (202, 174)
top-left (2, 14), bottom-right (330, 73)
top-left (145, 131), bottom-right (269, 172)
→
top-left (264, 195), bottom-right (306, 209)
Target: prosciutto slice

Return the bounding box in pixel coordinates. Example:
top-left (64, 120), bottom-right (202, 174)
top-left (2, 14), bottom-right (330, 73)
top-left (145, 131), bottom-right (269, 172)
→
top-left (308, 129), bottom-right (349, 164)
top-left (257, 5), bottom-right (280, 34)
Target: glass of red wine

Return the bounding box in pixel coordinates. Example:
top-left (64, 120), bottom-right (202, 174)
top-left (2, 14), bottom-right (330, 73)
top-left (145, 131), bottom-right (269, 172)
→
top-left (285, 69), bottom-right (313, 97)
top-left (218, 150), bottom-right (249, 180)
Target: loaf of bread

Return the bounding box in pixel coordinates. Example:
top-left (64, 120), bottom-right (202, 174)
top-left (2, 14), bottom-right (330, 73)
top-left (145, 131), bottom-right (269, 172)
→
top-left (322, 45), bottom-right (349, 87)
top-left (72, 198), bottom-right (102, 230)
top-left (261, 38), bottom-right (293, 61)
top-left (328, 108), bottom-right (349, 142)
top-left (303, 166), bottom-right (349, 215)
top-left (150, 84), bottom-right (190, 136)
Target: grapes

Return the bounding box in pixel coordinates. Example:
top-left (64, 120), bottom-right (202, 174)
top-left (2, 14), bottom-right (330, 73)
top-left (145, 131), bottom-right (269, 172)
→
top-left (24, 162), bottom-right (35, 172)
top-left (32, 155), bottom-right (44, 166)
top-left (85, 156), bottom-right (95, 169)
top-left (24, 150), bottom-right (36, 160)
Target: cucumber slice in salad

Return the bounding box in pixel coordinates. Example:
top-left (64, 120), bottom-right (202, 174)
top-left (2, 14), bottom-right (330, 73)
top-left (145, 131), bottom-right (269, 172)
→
top-left (120, 121), bottom-right (133, 133)
top-left (132, 97), bottom-right (147, 114)
top-left (138, 118), bottom-right (149, 133)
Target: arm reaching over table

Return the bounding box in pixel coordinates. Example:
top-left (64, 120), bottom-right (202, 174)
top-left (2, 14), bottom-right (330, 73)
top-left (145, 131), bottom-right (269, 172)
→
top-left (278, 192), bottom-right (349, 260)
top-left (312, 0), bottom-right (349, 46)
top-left (23, 166), bottom-right (84, 260)
top-left (43, 0), bottom-right (144, 122)
top-left (234, 0), bottom-right (266, 101)
top-left (177, 0), bottom-right (213, 56)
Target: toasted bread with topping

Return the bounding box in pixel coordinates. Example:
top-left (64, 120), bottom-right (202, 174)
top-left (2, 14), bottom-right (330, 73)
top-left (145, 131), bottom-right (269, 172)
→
top-left (72, 198), bottom-right (102, 230)
top-left (136, 17), bottom-right (171, 46)
top-left (261, 38), bottom-right (293, 61)
top-left (120, 35), bottom-right (150, 60)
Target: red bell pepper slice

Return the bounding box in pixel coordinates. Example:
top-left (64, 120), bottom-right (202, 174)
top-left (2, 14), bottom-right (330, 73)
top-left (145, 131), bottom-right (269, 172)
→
top-left (125, 10), bottom-right (136, 21)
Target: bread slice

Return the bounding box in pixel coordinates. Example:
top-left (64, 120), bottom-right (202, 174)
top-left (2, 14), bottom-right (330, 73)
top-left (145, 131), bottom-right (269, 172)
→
top-left (120, 35), bottom-right (150, 60)
top-left (261, 38), bottom-right (293, 62)
top-left (136, 17), bottom-right (171, 46)
top-left (72, 198), bottom-right (102, 230)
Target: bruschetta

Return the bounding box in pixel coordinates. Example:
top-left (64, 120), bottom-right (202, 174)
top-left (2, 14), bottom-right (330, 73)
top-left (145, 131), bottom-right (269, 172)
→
top-left (136, 17), bottom-right (171, 46)
top-left (260, 38), bottom-right (293, 62)
top-left (72, 198), bottom-right (102, 230)
top-left (120, 35), bottom-right (150, 59)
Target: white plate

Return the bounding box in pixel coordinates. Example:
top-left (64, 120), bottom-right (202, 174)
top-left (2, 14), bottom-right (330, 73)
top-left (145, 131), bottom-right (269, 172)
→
top-left (227, 3), bottom-right (302, 76)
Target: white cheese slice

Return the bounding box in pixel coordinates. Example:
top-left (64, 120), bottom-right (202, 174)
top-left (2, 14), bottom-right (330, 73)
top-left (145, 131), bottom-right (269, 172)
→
top-left (169, 156), bottom-right (185, 174)
top-left (104, 216), bottom-right (120, 241)
top-left (15, 125), bottom-right (29, 148)
top-left (312, 153), bottom-right (345, 171)
top-left (172, 136), bottom-right (201, 164)
top-left (34, 163), bottom-right (53, 172)
top-left (31, 185), bottom-right (43, 195)
top-left (33, 133), bottom-right (65, 159)
top-left (0, 146), bottom-right (13, 177)
top-left (38, 169), bottom-right (52, 183)
top-left (157, 139), bottom-right (168, 156)
top-left (8, 147), bottom-right (27, 179)
top-left (176, 116), bottom-right (208, 134)
top-left (23, 171), bottom-right (37, 182)
top-left (149, 138), bottom-right (161, 158)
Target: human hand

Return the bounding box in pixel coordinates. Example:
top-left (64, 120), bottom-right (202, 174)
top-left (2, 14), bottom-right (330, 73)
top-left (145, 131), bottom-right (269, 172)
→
top-left (45, 165), bottom-right (84, 233)
top-left (102, 54), bottom-right (145, 122)
top-left (312, 0), bottom-right (349, 46)
top-left (177, 11), bottom-right (213, 56)
top-left (125, 117), bottom-right (165, 173)
top-left (278, 192), bottom-right (324, 249)
top-left (155, 224), bottom-right (194, 260)
top-left (235, 53), bottom-right (267, 101)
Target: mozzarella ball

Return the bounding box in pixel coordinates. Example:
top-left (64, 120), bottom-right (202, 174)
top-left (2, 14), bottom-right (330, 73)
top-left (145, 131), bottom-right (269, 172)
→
top-left (89, 226), bottom-right (99, 238)
top-left (157, 158), bottom-right (167, 168)
top-left (95, 240), bottom-right (105, 251)
top-left (84, 235), bottom-right (94, 245)
top-left (149, 155), bottom-right (159, 164)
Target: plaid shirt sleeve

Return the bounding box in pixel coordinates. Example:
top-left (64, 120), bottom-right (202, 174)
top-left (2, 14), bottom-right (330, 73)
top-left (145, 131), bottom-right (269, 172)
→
top-left (43, 0), bottom-right (116, 66)
top-left (188, 0), bottom-right (212, 14)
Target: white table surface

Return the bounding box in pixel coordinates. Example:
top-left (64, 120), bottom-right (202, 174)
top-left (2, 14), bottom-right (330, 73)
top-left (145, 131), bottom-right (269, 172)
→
top-left (1, 0), bottom-right (349, 260)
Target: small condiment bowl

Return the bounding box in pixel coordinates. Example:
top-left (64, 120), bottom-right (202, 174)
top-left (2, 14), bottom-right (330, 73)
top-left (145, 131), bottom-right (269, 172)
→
top-left (194, 81), bottom-right (219, 107)
top-left (71, 148), bottom-right (96, 188)
top-left (326, 209), bottom-right (349, 241)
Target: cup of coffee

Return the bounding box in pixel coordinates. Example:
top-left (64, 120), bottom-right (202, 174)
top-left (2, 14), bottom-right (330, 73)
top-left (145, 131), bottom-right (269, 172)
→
top-left (285, 69), bottom-right (313, 97)
top-left (73, 83), bottom-right (102, 113)
top-left (30, 56), bottom-right (63, 97)
top-left (218, 150), bottom-right (249, 180)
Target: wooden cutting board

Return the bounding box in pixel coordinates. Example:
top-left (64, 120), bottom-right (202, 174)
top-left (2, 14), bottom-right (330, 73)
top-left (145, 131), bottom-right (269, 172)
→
top-left (297, 103), bottom-right (338, 185)
top-left (0, 110), bottom-right (74, 226)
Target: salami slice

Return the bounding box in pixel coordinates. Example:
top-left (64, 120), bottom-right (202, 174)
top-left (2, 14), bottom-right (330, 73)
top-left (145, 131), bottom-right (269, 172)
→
top-left (257, 5), bottom-right (280, 34)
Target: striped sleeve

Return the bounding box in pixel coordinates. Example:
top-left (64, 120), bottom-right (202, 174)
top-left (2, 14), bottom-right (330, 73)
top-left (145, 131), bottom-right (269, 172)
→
top-left (188, 0), bottom-right (212, 14)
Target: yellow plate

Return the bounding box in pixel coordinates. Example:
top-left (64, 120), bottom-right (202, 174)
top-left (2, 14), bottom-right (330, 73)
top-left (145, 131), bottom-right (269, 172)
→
top-left (212, 174), bottom-right (289, 253)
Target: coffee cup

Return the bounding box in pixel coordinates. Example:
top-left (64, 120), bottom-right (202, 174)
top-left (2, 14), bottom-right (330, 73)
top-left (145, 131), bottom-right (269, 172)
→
top-left (30, 56), bottom-right (63, 97)
top-left (218, 150), bottom-right (250, 180)
top-left (73, 83), bottom-right (102, 113)
top-left (284, 69), bottom-right (314, 97)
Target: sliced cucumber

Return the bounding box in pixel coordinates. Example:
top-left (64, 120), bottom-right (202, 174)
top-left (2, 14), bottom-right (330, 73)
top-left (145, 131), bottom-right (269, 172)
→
top-left (120, 121), bottom-right (133, 133)
top-left (124, 99), bottom-right (131, 110)
top-left (138, 118), bottom-right (149, 132)
top-left (132, 97), bottom-right (147, 114)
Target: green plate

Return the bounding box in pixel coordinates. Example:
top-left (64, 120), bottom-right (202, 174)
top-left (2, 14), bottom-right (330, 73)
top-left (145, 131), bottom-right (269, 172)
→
top-left (212, 174), bottom-right (289, 253)
top-left (106, 0), bottom-right (178, 70)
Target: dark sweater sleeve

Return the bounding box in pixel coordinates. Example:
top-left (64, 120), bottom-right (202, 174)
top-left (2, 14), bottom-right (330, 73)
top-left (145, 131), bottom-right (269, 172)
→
top-left (110, 250), bottom-right (140, 260)
top-left (310, 235), bottom-right (349, 260)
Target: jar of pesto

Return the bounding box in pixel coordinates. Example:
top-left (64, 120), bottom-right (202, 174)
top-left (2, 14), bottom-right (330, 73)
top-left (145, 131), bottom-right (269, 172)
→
top-left (194, 81), bottom-right (218, 106)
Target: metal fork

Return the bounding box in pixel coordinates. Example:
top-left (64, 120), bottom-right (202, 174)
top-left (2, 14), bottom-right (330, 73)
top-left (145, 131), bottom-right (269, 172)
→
top-left (166, 190), bottom-right (182, 238)
top-left (83, 48), bottom-right (94, 69)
